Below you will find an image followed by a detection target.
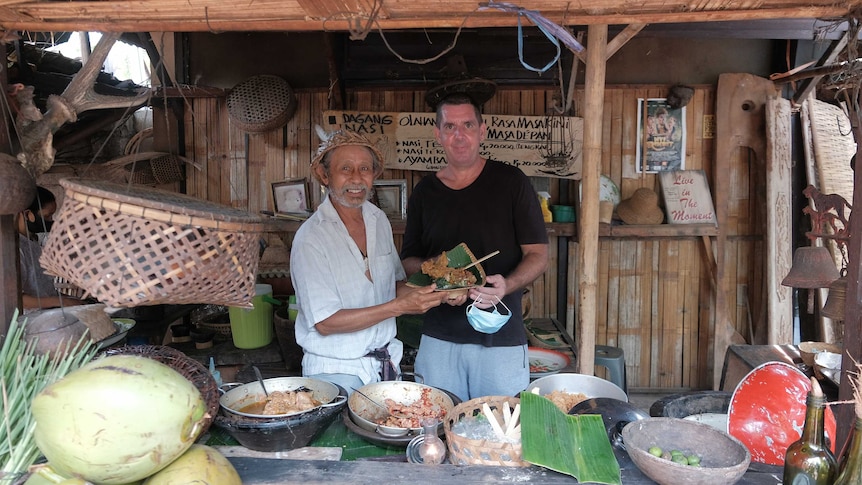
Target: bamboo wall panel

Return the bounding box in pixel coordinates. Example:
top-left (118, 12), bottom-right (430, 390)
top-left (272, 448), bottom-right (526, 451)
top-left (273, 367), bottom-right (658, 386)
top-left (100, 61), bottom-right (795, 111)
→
top-left (182, 84), bottom-right (760, 391)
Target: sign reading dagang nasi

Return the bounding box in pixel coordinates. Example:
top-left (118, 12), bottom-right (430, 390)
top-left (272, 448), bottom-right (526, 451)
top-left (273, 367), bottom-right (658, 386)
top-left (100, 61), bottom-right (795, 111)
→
top-left (322, 110), bottom-right (584, 180)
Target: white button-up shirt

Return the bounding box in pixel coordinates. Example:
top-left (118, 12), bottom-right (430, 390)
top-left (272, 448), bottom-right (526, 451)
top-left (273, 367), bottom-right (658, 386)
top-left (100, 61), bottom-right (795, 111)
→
top-left (289, 197), bottom-right (405, 385)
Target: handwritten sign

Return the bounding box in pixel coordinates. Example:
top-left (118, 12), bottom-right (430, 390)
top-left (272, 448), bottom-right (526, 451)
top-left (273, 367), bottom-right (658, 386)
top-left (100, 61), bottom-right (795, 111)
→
top-left (659, 170), bottom-right (717, 225)
top-left (322, 110), bottom-right (584, 180)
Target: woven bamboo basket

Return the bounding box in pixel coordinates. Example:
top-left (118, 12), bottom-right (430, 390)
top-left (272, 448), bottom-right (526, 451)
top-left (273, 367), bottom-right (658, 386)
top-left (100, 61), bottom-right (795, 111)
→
top-left (444, 395), bottom-right (528, 467)
top-left (40, 178), bottom-right (264, 308)
top-left (101, 345), bottom-right (220, 434)
top-left (226, 75), bottom-right (297, 133)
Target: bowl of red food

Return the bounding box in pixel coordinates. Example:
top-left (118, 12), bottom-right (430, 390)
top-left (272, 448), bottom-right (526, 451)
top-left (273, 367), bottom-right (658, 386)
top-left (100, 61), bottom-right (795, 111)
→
top-left (347, 381), bottom-right (454, 437)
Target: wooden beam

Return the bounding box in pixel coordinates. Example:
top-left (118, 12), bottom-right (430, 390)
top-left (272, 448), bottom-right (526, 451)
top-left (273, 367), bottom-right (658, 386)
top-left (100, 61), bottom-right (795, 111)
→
top-left (574, 23), bottom-right (645, 64)
top-left (0, 4), bottom-right (854, 33)
top-left (606, 24), bottom-right (646, 60)
top-left (576, 24), bottom-right (607, 377)
top-left (792, 30), bottom-right (851, 106)
top-left (0, 56), bottom-right (18, 333)
top-left (765, 96), bottom-right (794, 345)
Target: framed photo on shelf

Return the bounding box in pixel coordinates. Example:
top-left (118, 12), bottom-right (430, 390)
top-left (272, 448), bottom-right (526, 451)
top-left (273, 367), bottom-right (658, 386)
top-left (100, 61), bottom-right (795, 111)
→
top-left (272, 178), bottom-right (311, 214)
top-left (372, 179), bottom-right (407, 219)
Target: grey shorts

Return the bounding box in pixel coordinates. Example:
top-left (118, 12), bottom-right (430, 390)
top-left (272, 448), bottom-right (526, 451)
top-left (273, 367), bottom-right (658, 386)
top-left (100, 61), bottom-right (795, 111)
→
top-left (414, 335), bottom-right (528, 401)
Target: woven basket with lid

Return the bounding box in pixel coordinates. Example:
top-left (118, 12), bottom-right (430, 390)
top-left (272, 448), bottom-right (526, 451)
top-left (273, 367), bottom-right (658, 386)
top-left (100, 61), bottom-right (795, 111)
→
top-left (40, 178), bottom-right (264, 308)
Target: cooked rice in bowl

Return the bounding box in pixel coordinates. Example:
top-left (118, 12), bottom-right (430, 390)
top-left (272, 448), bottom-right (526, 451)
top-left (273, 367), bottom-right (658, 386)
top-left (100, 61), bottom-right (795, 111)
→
top-left (546, 390), bottom-right (588, 413)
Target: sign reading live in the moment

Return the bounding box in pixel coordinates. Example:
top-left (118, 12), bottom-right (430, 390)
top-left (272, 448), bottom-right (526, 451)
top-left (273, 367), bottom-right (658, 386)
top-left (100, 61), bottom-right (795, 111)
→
top-left (658, 169), bottom-right (717, 225)
top-left (322, 110), bottom-right (584, 180)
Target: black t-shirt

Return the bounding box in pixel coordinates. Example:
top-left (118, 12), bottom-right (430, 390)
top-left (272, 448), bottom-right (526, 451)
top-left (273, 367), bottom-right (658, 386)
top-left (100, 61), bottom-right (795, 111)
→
top-left (401, 160), bottom-right (548, 346)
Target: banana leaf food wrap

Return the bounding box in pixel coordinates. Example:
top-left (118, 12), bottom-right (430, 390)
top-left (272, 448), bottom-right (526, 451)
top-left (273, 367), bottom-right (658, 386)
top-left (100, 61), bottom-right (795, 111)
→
top-left (407, 243), bottom-right (486, 291)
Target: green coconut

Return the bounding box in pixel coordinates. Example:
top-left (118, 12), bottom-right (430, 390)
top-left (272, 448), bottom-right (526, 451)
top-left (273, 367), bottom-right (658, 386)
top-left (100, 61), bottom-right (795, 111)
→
top-left (142, 445), bottom-right (241, 485)
top-left (31, 355), bottom-right (208, 484)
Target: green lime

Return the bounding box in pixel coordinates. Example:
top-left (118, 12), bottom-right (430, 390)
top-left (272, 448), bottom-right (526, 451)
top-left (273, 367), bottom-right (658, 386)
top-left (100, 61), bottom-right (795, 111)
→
top-left (687, 455), bottom-right (701, 465)
top-left (672, 455), bottom-right (689, 465)
top-left (648, 446), bottom-right (663, 457)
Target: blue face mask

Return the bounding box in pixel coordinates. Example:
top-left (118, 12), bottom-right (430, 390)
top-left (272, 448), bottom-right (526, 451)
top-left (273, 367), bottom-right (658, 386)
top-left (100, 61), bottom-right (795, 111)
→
top-left (466, 295), bottom-right (512, 334)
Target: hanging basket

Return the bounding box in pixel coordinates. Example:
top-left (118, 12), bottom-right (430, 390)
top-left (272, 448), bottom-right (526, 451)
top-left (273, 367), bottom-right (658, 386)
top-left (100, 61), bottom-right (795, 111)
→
top-left (227, 75), bottom-right (297, 133)
top-left (40, 178), bottom-right (264, 308)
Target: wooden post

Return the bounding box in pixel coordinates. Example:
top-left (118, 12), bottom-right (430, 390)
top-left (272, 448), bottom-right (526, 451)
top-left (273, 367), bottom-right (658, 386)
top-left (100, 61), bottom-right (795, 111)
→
top-left (836, 91), bottom-right (862, 460)
top-left (765, 96), bottom-right (793, 345)
top-left (576, 25), bottom-right (607, 376)
top-left (0, 61), bottom-right (18, 333)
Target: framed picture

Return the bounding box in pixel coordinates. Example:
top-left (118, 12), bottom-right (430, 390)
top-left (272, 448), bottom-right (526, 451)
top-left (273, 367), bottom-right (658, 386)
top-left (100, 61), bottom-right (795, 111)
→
top-left (372, 179), bottom-right (407, 219)
top-left (636, 98), bottom-right (686, 173)
top-left (272, 178), bottom-right (311, 214)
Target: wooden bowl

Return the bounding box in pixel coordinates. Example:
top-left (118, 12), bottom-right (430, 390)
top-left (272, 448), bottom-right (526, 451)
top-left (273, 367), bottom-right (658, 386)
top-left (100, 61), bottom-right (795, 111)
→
top-left (622, 417), bottom-right (750, 485)
top-left (798, 341), bottom-right (842, 367)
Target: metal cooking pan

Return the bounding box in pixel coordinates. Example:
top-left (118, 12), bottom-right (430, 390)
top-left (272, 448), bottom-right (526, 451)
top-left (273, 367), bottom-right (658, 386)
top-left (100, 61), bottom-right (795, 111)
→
top-left (348, 380), bottom-right (454, 437)
top-left (220, 376), bottom-right (345, 419)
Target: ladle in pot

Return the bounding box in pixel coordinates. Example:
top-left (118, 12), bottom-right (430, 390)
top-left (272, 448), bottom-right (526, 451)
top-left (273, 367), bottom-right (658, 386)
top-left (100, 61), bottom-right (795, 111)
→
top-left (253, 366), bottom-right (269, 397)
top-left (351, 387), bottom-right (413, 421)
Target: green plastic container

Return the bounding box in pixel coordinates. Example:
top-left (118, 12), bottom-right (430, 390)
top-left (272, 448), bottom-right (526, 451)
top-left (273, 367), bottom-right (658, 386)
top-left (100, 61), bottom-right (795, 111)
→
top-left (551, 205), bottom-right (576, 223)
top-left (229, 283), bottom-right (275, 349)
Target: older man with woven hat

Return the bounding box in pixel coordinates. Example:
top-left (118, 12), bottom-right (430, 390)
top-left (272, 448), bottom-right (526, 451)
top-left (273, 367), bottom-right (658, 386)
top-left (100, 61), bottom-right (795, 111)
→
top-left (289, 129), bottom-right (445, 393)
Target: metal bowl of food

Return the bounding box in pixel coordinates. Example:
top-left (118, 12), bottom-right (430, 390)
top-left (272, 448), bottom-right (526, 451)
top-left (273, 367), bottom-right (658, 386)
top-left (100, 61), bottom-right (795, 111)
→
top-left (215, 383), bottom-right (348, 452)
top-left (526, 373), bottom-right (628, 405)
top-left (347, 381), bottom-right (455, 437)
top-left (219, 376), bottom-right (345, 419)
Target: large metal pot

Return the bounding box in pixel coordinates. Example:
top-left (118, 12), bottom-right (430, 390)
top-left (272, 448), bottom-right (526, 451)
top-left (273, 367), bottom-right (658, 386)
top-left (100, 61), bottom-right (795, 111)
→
top-left (219, 376), bottom-right (345, 419)
top-left (348, 381), bottom-right (455, 437)
top-left (215, 383), bottom-right (347, 452)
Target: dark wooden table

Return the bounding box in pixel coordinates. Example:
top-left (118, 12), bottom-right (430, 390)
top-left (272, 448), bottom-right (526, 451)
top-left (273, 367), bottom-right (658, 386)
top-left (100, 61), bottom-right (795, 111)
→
top-left (226, 456), bottom-right (783, 484)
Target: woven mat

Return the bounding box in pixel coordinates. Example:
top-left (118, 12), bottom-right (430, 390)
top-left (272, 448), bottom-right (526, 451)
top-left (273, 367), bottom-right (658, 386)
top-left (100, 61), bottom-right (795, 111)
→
top-left (807, 98), bottom-right (856, 263)
top-left (809, 98), bottom-right (855, 206)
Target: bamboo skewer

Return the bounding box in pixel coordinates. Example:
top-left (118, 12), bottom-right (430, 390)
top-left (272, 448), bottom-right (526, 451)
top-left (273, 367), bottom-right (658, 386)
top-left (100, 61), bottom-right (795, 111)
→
top-left (461, 250), bottom-right (500, 270)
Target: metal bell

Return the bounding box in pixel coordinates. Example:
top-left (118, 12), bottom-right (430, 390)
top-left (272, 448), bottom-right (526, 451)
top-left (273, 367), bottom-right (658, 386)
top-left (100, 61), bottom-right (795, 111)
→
top-left (781, 246), bottom-right (840, 288)
top-left (821, 275), bottom-right (847, 320)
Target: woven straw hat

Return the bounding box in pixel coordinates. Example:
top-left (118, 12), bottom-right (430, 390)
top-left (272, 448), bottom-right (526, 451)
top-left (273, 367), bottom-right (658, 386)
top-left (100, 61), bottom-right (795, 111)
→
top-left (310, 130), bottom-right (385, 184)
top-left (616, 188), bottom-right (664, 225)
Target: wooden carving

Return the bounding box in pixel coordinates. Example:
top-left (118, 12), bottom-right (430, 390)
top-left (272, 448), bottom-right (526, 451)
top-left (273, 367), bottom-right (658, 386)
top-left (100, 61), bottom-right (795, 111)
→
top-left (14, 32), bottom-right (150, 178)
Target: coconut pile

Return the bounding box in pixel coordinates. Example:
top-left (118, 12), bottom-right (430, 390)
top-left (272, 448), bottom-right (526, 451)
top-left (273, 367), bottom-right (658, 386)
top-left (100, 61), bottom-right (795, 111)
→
top-left (27, 355), bottom-right (241, 484)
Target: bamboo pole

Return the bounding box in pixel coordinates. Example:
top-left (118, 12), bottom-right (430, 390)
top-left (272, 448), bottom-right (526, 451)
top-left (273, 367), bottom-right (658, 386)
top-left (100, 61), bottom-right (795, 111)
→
top-left (576, 25), bottom-right (608, 376)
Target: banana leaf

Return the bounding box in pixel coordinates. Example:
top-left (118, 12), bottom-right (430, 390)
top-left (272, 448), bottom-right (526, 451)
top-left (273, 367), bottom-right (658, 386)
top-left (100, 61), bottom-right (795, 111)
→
top-left (406, 242), bottom-right (486, 289)
top-left (520, 391), bottom-right (622, 485)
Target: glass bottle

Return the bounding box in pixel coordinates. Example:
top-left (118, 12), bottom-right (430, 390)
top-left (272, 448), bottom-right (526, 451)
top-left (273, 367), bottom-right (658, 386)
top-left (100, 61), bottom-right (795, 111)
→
top-left (783, 380), bottom-right (837, 485)
top-left (417, 418), bottom-right (446, 465)
top-left (835, 418), bottom-right (862, 485)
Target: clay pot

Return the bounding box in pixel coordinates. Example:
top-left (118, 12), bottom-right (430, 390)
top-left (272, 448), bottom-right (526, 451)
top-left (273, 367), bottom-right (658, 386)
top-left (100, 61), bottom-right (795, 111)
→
top-left (0, 153), bottom-right (36, 215)
top-left (22, 308), bottom-right (89, 356)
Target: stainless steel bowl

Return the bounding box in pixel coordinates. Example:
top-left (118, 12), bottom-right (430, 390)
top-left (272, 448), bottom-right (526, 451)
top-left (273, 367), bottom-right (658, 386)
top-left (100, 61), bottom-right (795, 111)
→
top-left (526, 373), bottom-right (628, 402)
top-left (347, 381), bottom-right (454, 437)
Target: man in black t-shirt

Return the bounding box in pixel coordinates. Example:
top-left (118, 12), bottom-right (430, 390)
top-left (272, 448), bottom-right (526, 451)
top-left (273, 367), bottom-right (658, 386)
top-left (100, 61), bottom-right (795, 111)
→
top-left (401, 94), bottom-right (549, 400)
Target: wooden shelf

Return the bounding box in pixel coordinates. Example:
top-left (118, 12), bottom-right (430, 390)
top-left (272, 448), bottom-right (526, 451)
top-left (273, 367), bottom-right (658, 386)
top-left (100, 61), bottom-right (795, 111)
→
top-left (263, 218), bottom-right (716, 238)
top-left (601, 223), bottom-right (719, 238)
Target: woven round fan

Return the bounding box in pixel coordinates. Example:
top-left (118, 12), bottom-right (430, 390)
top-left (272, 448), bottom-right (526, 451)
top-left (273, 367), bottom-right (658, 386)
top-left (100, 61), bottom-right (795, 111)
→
top-left (227, 75), bottom-right (297, 133)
